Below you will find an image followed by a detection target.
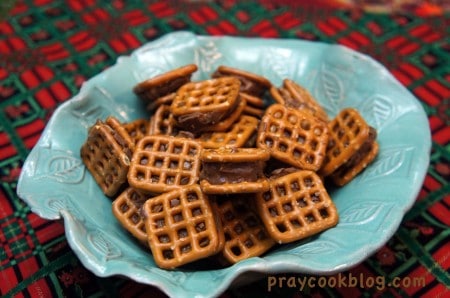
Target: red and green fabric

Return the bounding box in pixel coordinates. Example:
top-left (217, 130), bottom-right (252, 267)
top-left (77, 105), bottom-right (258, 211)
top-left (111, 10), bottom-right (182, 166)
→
top-left (0, 1), bottom-right (448, 297)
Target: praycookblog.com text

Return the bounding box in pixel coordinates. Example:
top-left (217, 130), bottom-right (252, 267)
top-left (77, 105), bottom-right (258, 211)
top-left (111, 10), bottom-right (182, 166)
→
top-left (267, 273), bottom-right (426, 292)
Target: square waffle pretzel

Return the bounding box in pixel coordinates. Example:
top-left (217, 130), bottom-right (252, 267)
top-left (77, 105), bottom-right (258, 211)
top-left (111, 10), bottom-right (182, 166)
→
top-left (128, 135), bottom-right (202, 194)
top-left (198, 115), bottom-right (259, 149)
top-left (112, 187), bottom-right (150, 243)
top-left (319, 108), bottom-right (371, 177)
top-left (170, 77), bottom-right (241, 131)
top-left (256, 170), bottom-right (338, 244)
top-left (257, 104), bottom-right (329, 171)
top-left (80, 117), bottom-right (134, 197)
top-left (122, 119), bottom-right (149, 146)
top-left (270, 79), bottom-right (329, 122)
top-left (142, 184), bottom-right (224, 269)
top-left (148, 104), bottom-right (179, 136)
top-left (215, 194), bottom-right (275, 264)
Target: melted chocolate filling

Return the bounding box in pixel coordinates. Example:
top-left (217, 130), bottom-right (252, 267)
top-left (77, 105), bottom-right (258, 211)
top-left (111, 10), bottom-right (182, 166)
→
top-left (135, 76), bottom-right (191, 102)
top-left (200, 161), bottom-right (265, 184)
top-left (212, 71), bottom-right (267, 97)
top-left (336, 127), bottom-right (377, 175)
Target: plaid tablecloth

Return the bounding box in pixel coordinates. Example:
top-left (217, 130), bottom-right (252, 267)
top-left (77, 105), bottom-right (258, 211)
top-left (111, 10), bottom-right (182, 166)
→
top-left (0, 1), bottom-right (449, 297)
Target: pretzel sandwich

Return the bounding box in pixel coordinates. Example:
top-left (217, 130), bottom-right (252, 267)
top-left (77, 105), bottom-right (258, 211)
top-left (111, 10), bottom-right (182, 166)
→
top-left (270, 79), bottom-right (328, 121)
top-left (319, 108), bottom-right (378, 185)
top-left (257, 104), bottom-right (329, 171)
top-left (80, 116), bottom-right (134, 197)
top-left (133, 64), bottom-right (198, 103)
top-left (212, 65), bottom-right (272, 97)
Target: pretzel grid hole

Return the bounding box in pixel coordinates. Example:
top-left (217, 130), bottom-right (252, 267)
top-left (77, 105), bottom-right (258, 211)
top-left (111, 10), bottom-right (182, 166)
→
top-left (319, 208), bottom-right (330, 218)
top-left (231, 246), bottom-right (241, 256)
top-left (283, 128), bottom-right (293, 138)
top-left (178, 228), bottom-right (188, 239)
top-left (311, 191), bottom-right (323, 203)
top-left (273, 109), bottom-right (284, 119)
top-left (154, 217), bottom-right (165, 229)
top-left (129, 212), bottom-right (140, 224)
top-left (245, 215), bottom-right (258, 227)
top-left (263, 137), bottom-right (274, 148)
top-left (269, 124), bottom-right (279, 133)
top-left (296, 197), bottom-right (308, 207)
top-left (172, 212), bottom-right (183, 222)
top-left (302, 176), bottom-right (315, 188)
top-left (262, 190), bottom-right (272, 202)
top-left (159, 234), bottom-right (171, 244)
top-left (282, 202), bottom-right (294, 213)
top-left (275, 184), bottom-right (287, 196)
top-left (300, 119), bottom-right (311, 130)
top-left (244, 238), bottom-right (255, 249)
top-left (290, 219), bottom-right (302, 228)
top-left (119, 202), bottom-right (129, 213)
top-left (269, 207), bottom-right (279, 217)
top-left (276, 223), bottom-right (287, 233)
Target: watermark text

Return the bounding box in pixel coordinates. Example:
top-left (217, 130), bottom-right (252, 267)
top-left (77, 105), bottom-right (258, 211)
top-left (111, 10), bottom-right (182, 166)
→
top-left (267, 273), bottom-right (425, 292)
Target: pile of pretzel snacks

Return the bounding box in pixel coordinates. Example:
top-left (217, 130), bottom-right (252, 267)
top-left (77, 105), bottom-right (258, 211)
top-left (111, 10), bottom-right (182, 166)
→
top-left (80, 64), bottom-right (379, 269)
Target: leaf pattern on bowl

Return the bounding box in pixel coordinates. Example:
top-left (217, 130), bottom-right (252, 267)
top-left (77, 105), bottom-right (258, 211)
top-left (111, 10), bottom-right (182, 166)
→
top-left (195, 40), bottom-right (222, 73)
top-left (356, 146), bottom-right (415, 183)
top-left (71, 86), bottom-right (122, 128)
top-left (47, 194), bottom-right (85, 221)
top-left (294, 239), bottom-right (340, 256)
top-left (151, 266), bottom-right (188, 285)
top-left (261, 47), bottom-right (295, 84)
top-left (320, 65), bottom-right (344, 114)
top-left (338, 201), bottom-right (396, 233)
top-left (33, 147), bottom-right (85, 184)
top-left (88, 230), bottom-right (122, 261)
top-left (43, 155), bottom-right (85, 184)
top-left (360, 94), bottom-right (394, 130)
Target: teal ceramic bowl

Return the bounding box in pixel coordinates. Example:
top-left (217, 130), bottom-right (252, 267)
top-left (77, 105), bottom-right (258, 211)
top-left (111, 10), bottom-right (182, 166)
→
top-left (17, 32), bottom-right (431, 298)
